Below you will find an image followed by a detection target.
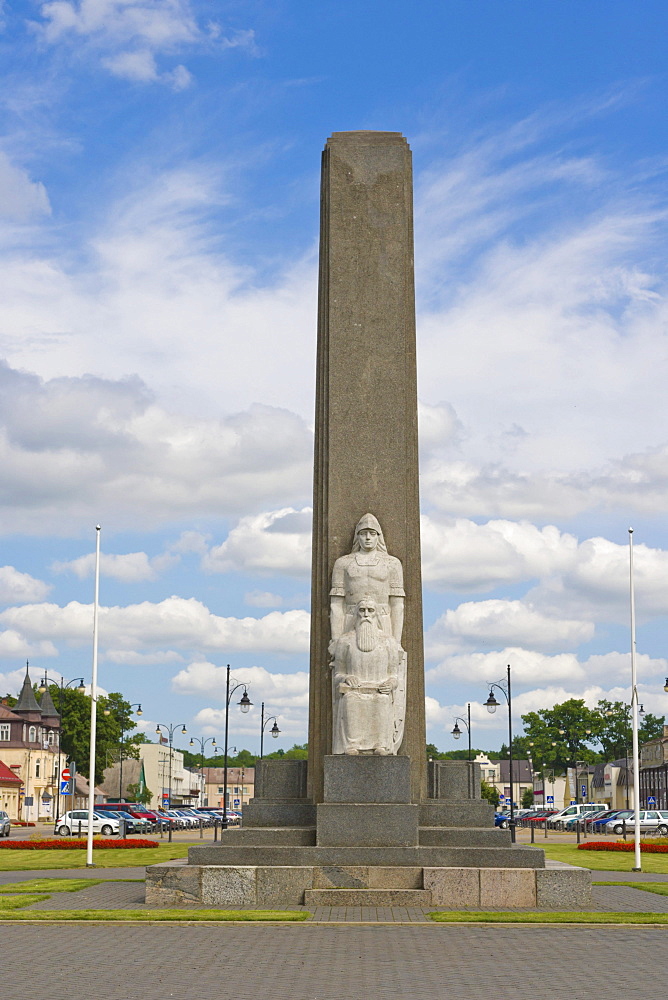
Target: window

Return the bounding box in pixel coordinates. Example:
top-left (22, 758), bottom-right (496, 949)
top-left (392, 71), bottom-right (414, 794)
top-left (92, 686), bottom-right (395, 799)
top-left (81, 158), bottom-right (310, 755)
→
top-left (217, 787), bottom-right (225, 793)
top-left (47, 730), bottom-right (55, 746)
top-left (28, 726), bottom-right (37, 742)
top-left (35, 759), bottom-right (41, 778)
top-left (0, 724), bottom-right (9, 741)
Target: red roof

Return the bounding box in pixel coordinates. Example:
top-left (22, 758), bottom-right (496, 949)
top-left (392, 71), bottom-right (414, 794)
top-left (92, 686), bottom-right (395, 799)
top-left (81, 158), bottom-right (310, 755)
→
top-left (0, 760), bottom-right (23, 785)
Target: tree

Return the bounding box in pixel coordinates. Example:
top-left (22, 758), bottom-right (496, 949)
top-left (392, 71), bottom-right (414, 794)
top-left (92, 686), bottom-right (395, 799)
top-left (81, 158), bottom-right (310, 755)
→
top-left (595, 699), bottom-right (665, 761)
top-left (45, 685), bottom-right (141, 785)
top-left (481, 779), bottom-right (499, 808)
top-left (521, 787), bottom-right (534, 810)
top-left (520, 699), bottom-right (603, 774)
top-left (126, 782), bottom-right (153, 805)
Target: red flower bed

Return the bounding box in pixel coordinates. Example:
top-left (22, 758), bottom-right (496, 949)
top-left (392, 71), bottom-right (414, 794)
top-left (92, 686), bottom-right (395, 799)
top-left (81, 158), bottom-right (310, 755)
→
top-left (578, 841), bottom-right (668, 853)
top-left (11, 821), bottom-right (36, 827)
top-left (0, 838), bottom-right (158, 850)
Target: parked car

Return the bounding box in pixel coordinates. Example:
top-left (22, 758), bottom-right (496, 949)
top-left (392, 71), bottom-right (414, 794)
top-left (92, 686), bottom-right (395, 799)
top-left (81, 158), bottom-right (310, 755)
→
top-left (95, 803), bottom-right (160, 830)
top-left (604, 810), bottom-right (668, 836)
top-left (549, 803), bottom-right (603, 829)
top-left (494, 812), bottom-right (508, 829)
top-left (56, 810), bottom-right (120, 836)
top-left (0, 809), bottom-right (10, 837)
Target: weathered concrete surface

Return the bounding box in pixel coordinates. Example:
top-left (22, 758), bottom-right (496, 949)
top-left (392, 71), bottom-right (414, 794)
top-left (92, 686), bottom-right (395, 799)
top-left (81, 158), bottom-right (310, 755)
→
top-left (323, 754), bottom-right (412, 803)
top-left (423, 867), bottom-right (481, 908)
top-left (309, 131), bottom-right (425, 805)
top-left (536, 866), bottom-right (592, 908)
top-left (187, 844), bottom-right (545, 868)
top-left (316, 803), bottom-right (419, 846)
top-left (420, 801), bottom-right (495, 828)
top-left (480, 868), bottom-right (537, 908)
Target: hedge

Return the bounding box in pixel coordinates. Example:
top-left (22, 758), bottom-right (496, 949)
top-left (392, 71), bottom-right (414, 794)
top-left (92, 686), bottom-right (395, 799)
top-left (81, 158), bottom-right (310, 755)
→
top-left (578, 841), bottom-right (668, 853)
top-left (0, 838), bottom-right (158, 850)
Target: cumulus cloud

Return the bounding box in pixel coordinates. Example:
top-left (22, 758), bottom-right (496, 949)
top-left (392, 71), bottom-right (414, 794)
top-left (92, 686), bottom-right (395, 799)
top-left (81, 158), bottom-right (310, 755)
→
top-left (0, 597), bottom-right (310, 656)
top-left (0, 629), bottom-right (58, 659)
top-left (427, 647), bottom-right (667, 689)
top-left (244, 590), bottom-right (284, 608)
top-left (33, 0), bottom-right (256, 86)
top-left (426, 599), bottom-right (594, 656)
top-left (0, 152), bottom-right (51, 221)
top-left (0, 363), bottom-right (311, 534)
top-left (0, 566), bottom-right (51, 604)
top-left (203, 508), bottom-right (312, 577)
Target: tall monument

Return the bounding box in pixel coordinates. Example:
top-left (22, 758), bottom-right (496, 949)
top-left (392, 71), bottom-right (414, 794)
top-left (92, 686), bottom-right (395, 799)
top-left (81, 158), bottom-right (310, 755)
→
top-left (146, 132), bottom-right (591, 911)
top-left (308, 131), bottom-right (426, 804)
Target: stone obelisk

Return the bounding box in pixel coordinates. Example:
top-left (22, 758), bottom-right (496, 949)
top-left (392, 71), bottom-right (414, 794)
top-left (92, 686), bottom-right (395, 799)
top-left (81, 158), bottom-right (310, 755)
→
top-left (308, 131), bottom-right (426, 804)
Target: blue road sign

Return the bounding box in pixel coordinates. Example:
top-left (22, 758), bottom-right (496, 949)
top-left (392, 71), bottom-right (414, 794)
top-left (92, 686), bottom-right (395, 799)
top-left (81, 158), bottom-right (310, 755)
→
top-left (60, 780), bottom-right (71, 794)
top-left (546, 795), bottom-right (554, 803)
top-left (581, 784), bottom-right (587, 797)
top-left (648, 796), bottom-right (656, 805)
top-left (233, 799), bottom-right (240, 807)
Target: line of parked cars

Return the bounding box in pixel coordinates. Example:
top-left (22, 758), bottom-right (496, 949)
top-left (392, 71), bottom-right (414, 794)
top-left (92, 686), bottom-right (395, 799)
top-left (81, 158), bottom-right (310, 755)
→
top-left (55, 803), bottom-right (243, 836)
top-left (510, 803), bottom-right (668, 835)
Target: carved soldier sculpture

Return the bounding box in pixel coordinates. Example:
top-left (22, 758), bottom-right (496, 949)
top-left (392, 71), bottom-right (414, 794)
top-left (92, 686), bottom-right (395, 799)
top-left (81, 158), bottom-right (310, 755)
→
top-left (329, 515), bottom-right (407, 754)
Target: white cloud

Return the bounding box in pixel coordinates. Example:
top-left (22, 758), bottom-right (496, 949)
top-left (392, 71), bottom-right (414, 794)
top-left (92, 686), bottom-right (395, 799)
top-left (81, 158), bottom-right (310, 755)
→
top-left (421, 515), bottom-right (577, 592)
top-left (203, 508), bottom-right (312, 577)
top-left (244, 590), bottom-right (284, 608)
top-left (0, 629), bottom-right (57, 659)
top-left (34, 0), bottom-right (255, 85)
top-left (53, 550), bottom-right (159, 582)
top-left (0, 152), bottom-right (51, 221)
top-left (427, 647), bottom-right (667, 689)
top-left (0, 597), bottom-right (310, 655)
top-left (0, 363), bottom-right (311, 534)
top-left (0, 565), bottom-right (51, 604)
top-left (426, 599), bottom-right (594, 656)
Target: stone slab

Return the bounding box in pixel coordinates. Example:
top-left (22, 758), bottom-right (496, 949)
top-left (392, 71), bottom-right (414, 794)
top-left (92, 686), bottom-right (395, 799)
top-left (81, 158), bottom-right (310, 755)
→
top-left (480, 868), bottom-right (537, 908)
top-left (420, 800), bottom-right (494, 828)
top-left (311, 865), bottom-right (423, 889)
top-left (256, 867), bottom-right (314, 906)
top-left (253, 759), bottom-right (308, 800)
top-left (423, 867), bottom-right (480, 908)
top-left (217, 827), bottom-right (316, 846)
top-left (188, 844), bottom-right (545, 868)
top-left (369, 866), bottom-right (422, 889)
top-left (304, 888), bottom-right (432, 906)
top-left (428, 759), bottom-right (482, 800)
top-left (419, 827), bottom-right (510, 847)
top-left (323, 754), bottom-right (411, 803)
top-left (535, 867), bottom-right (592, 908)
top-left (200, 866), bottom-right (256, 907)
top-left (242, 801), bottom-right (316, 828)
top-left (316, 803), bottom-right (419, 846)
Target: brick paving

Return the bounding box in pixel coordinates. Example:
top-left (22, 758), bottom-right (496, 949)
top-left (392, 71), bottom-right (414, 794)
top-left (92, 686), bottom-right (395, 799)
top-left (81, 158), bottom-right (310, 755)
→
top-left (0, 924), bottom-right (667, 1000)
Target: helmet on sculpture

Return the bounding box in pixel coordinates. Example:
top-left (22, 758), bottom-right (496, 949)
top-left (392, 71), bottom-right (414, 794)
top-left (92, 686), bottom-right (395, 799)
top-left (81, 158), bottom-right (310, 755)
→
top-left (352, 513), bottom-right (387, 553)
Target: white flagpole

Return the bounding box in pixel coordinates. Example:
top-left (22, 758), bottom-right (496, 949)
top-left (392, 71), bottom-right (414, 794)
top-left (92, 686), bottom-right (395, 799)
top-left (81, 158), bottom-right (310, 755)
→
top-left (629, 527), bottom-right (642, 872)
top-left (86, 525), bottom-right (101, 868)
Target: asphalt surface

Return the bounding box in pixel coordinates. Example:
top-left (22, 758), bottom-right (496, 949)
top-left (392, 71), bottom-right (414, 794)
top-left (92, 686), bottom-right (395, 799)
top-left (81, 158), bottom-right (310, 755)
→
top-left (1, 924), bottom-right (668, 1000)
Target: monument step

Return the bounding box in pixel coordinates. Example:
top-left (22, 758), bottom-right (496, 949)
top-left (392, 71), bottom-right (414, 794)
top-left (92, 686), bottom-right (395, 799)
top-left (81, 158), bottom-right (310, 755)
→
top-left (304, 888), bottom-right (432, 906)
top-left (218, 827), bottom-right (316, 846)
top-left (188, 844), bottom-right (545, 868)
top-left (418, 827), bottom-right (511, 847)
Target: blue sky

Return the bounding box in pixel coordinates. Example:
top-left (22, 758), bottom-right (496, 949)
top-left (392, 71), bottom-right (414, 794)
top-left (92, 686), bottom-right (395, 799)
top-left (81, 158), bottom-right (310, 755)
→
top-left (1, 1), bottom-right (668, 756)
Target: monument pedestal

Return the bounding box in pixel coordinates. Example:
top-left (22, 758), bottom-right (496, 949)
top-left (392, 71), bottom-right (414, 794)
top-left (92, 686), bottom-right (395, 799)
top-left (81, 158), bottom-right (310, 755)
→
top-left (145, 756), bottom-right (592, 909)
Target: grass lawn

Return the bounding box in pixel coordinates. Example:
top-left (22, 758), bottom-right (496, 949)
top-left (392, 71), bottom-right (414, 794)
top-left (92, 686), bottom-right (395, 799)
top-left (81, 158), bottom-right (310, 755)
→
top-left (0, 894), bottom-right (50, 909)
top-left (0, 878), bottom-right (104, 893)
top-left (428, 911), bottom-right (668, 924)
top-left (0, 908), bottom-right (309, 921)
top-left (0, 845), bottom-right (188, 871)
top-left (593, 881), bottom-right (668, 896)
top-left (542, 844), bottom-right (668, 874)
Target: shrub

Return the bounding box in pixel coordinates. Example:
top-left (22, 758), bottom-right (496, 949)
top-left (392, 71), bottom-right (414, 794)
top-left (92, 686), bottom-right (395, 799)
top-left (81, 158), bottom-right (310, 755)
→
top-left (0, 838), bottom-right (158, 850)
top-left (578, 841), bottom-right (668, 853)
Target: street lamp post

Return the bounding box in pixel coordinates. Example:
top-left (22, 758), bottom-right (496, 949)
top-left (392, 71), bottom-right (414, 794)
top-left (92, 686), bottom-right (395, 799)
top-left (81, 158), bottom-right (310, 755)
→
top-left (154, 722), bottom-right (187, 842)
top-left (38, 672), bottom-right (86, 831)
top-left (189, 735), bottom-right (218, 807)
top-left (451, 703), bottom-right (472, 761)
top-left (485, 665), bottom-right (515, 842)
top-left (260, 702), bottom-right (281, 759)
top-left (222, 665), bottom-right (252, 830)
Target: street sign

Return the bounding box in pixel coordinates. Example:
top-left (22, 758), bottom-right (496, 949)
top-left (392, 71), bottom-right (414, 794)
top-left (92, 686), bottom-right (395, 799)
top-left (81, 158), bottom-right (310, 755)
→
top-left (61, 767), bottom-right (71, 781)
top-left (233, 798), bottom-right (240, 807)
top-left (547, 795), bottom-right (554, 803)
top-left (60, 780), bottom-right (71, 795)
top-left (581, 784), bottom-right (587, 797)
top-left (498, 794), bottom-right (505, 801)
top-left (648, 796), bottom-right (657, 805)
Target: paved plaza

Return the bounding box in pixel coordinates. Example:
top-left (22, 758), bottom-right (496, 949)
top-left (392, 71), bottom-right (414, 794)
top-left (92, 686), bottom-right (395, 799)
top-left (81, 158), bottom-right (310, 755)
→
top-left (2, 923), bottom-right (668, 1000)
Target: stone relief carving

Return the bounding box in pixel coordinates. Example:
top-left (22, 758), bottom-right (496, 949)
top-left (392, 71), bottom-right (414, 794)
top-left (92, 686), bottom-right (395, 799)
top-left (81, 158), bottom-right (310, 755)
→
top-left (329, 514), bottom-right (406, 754)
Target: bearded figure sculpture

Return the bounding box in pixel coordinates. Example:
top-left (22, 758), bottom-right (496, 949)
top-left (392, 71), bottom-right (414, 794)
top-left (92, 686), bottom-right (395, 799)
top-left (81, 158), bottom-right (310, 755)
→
top-left (329, 515), bottom-right (407, 754)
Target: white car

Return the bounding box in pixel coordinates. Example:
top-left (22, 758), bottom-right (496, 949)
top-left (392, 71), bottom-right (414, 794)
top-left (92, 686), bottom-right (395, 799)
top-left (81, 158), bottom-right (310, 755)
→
top-left (56, 810), bottom-right (120, 837)
top-left (604, 810), bottom-right (668, 836)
